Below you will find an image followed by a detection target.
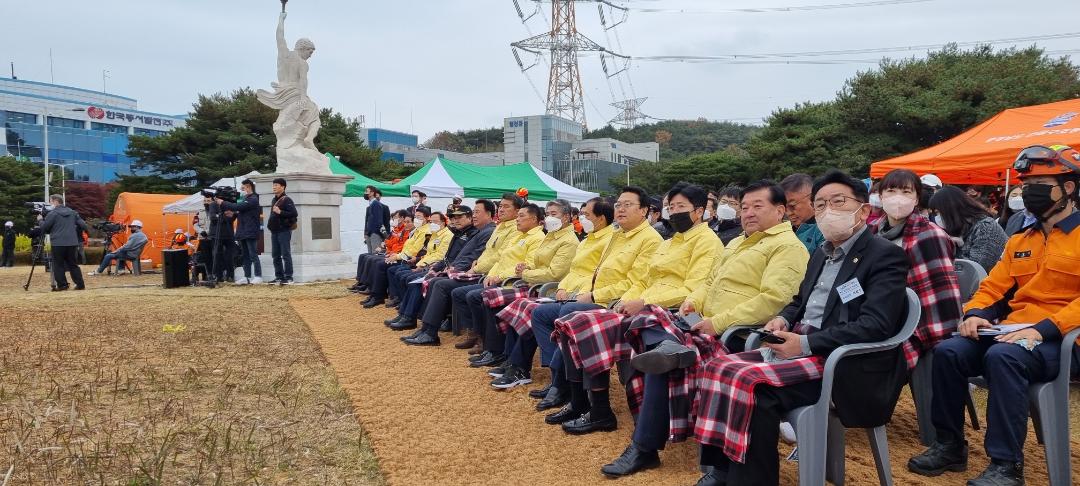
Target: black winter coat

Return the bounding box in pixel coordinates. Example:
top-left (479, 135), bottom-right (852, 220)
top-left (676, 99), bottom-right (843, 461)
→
top-left (223, 193), bottom-right (261, 240)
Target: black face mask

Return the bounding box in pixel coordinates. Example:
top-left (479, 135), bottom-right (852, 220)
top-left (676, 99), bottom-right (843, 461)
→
top-left (1022, 183), bottom-right (1066, 221)
top-left (669, 210), bottom-right (695, 233)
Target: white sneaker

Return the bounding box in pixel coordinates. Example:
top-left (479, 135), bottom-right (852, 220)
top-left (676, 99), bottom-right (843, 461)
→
top-left (233, 277), bottom-right (249, 285)
top-left (86, 271), bottom-right (98, 276)
top-left (780, 421), bottom-right (797, 444)
top-left (249, 276), bottom-right (263, 285)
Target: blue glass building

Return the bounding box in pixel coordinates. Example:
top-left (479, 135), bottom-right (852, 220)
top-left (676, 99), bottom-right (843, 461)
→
top-left (0, 77), bottom-right (186, 182)
top-left (360, 128), bottom-right (418, 162)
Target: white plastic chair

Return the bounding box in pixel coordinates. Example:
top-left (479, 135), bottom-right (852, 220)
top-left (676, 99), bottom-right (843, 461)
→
top-left (785, 288), bottom-right (921, 486)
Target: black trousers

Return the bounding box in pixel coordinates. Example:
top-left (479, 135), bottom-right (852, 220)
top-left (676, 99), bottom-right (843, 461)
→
top-left (421, 278), bottom-right (476, 327)
top-left (211, 238), bottom-right (235, 281)
top-left (355, 253), bottom-right (381, 282)
top-left (700, 381), bottom-right (821, 486)
top-left (1, 246), bottom-right (13, 267)
top-left (50, 245), bottom-right (84, 289)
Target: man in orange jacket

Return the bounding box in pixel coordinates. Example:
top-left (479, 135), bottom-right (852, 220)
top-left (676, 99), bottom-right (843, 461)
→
top-left (909, 144), bottom-right (1080, 486)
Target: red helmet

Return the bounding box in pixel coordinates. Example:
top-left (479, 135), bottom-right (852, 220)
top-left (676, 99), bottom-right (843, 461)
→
top-left (1013, 144), bottom-right (1080, 178)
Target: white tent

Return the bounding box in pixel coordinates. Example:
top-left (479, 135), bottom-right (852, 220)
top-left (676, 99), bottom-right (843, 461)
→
top-left (385, 157), bottom-right (599, 204)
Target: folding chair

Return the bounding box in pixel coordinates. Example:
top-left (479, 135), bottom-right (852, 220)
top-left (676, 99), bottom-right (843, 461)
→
top-left (785, 288), bottom-right (921, 486)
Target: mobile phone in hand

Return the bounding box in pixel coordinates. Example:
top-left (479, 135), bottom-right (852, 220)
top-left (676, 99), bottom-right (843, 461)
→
top-left (750, 329), bottom-right (786, 344)
top-left (683, 312), bottom-right (703, 327)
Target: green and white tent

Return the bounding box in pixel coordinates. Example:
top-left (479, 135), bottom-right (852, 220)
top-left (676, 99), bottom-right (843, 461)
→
top-left (382, 156), bottom-right (598, 203)
top-left (326, 153), bottom-right (396, 197)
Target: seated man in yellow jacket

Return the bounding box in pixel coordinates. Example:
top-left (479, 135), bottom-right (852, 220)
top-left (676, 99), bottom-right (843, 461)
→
top-left (550, 182), bottom-right (720, 435)
top-left (477, 199), bottom-right (580, 381)
top-left (597, 180), bottom-right (809, 477)
top-left (490, 197), bottom-right (617, 407)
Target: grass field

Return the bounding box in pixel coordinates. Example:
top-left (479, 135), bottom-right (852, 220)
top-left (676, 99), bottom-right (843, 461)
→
top-left (0, 266), bottom-right (383, 485)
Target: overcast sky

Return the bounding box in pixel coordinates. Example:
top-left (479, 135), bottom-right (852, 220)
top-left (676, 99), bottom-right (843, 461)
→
top-left (5, 0), bottom-right (1079, 141)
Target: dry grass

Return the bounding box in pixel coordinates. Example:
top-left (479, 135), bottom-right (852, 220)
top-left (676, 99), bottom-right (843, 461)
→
top-left (0, 266), bottom-right (383, 485)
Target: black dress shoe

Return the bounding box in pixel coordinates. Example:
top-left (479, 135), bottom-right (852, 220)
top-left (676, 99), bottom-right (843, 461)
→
top-left (455, 336), bottom-right (479, 350)
top-left (404, 333), bottom-right (440, 346)
top-left (907, 440), bottom-right (968, 476)
top-left (469, 353), bottom-right (506, 368)
top-left (630, 340), bottom-right (697, 374)
top-left (386, 297), bottom-right (400, 307)
top-left (469, 350), bottom-right (493, 363)
top-left (967, 460), bottom-right (1023, 486)
top-left (384, 316), bottom-right (403, 327)
top-left (439, 318), bottom-right (452, 332)
top-left (695, 470), bottom-right (725, 486)
top-left (390, 318), bottom-right (417, 331)
top-left (529, 384), bottom-right (552, 399)
top-left (544, 404), bottom-right (583, 425)
top-left (73, 285), bottom-right (85, 290)
top-left (363, 299), bottom-right (385, 309)
top-left (536, 386), bottom-right (569, 411)
top-left (600, 443), bottom-right (661, 477)
top-left (562, 412), bottom-right (617, 435)
top-left (52, 286), bottom-right (69, 292)
top-left (400, 330), bottom-right (424, 342)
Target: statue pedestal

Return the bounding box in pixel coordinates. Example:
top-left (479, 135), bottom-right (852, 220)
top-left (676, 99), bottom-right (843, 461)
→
top-left (250, 173), bottom-right (354, 283)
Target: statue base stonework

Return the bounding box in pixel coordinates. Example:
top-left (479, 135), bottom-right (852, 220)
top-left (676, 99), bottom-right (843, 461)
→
top-left (250, 172), bottom-right (354, 283)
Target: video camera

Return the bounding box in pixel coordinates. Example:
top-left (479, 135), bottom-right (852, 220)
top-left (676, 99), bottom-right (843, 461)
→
top-left (93, 221), bottom-right (126, 234)
top-left (201, 186), bottom-right (241, 204)
top-left (24, 201), bottom-right (50, 217)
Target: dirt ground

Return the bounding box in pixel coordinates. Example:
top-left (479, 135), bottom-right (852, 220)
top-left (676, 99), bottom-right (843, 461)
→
top-left (0, 266), bottom-right (382, 485)
top-left (296, 295), bottom-right (1080, 486)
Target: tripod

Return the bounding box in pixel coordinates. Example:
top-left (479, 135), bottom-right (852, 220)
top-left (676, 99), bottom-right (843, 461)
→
top-left (23, 234), bottom-right (54, 291)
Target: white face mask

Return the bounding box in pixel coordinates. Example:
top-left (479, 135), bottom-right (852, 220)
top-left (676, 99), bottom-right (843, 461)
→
top-left (881, 194), bottom-right (917, 220)
top-left (1007, 196), bottom-right (1025, 211)
top-left (716, 205), bottom-right (737, 221)
top-left (390, 218), bottom-right (400, 227)
top-left (543, 216), bottom-right (562, 232)
top-left (579, 215), bottom-right (595, 234)
top-left (933, 214), bottom-right (946, 228)
top-left (412, 196), bottom-right (420, 203)
top-left (868, 193), bottom-right (882, 209)
top-left (661, 207), bottom-right (670, 220)
top-left (428, 222), bottom-right (440, 232)
top-left (414, 217), bottom-right (425, 227)
top-left (817, 207), bottom-right (862, 241)
top-left (703, 209), bottom-right (712, 221)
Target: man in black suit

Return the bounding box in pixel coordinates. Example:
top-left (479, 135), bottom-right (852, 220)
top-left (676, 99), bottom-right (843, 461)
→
top-left (408, 190), bottom-right (432, 218)
top-left (693, 170), bottom-right (911, 486)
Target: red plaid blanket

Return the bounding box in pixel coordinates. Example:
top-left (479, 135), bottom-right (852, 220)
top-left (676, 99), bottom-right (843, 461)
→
top-left (483, 285), bottom-right (530, 333)
top-left (419, 271), bottom-right (448, 297)
top-left (692, 323), bottom-right (824, 463)
top-left (621, 307), bottom-right (727, 442)
top-left (553, 308), bottom-right (634, 376)
top-left (496, 297), bottom-right (544, 335)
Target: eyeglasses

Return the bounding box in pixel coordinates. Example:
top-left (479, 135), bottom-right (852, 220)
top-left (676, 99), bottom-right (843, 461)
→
top-left (813, 194), bottom-right (862, 213)
top-left (613, 202), bottom-right (641, 210)
top-left (785, 194), bottom-right (810, 211)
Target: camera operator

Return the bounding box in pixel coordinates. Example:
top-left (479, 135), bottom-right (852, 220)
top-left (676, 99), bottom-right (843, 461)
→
top-left (30, 194), bottom-right (88, 291)
top-left (219, 179), bottom-right (262, 285)
top-left (2, 221), bottom-right (14, 267)
top-left (268, 178), bottom-right (297, 285)
top-left (88, 220), bottom-right (148, 276)
top-left (205, 194), bottom-right (237, 283)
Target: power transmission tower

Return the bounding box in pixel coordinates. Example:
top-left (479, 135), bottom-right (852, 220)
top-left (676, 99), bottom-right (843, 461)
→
top-left (512, 1), bottom-right (628, 129)
top-left (609, 97), bottom-right (648, 129)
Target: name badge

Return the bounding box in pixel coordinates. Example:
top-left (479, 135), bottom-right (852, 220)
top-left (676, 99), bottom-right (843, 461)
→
top-left (433, 238), bottom-right (441, 245)
top-left (1013, 250), bottom-right (1032, 259)
top-left (836, 278), bottom-right (865, 304)
top-left (518, 240), bottom-right (527, 247)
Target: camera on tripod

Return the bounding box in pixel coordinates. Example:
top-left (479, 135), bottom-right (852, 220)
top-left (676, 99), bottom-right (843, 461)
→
top-left (93, 221), bottom-right (126, 234)
top-left (24, 201), bottom-right (51, 218)
top-left (201, 186), bottom-right (240, 204)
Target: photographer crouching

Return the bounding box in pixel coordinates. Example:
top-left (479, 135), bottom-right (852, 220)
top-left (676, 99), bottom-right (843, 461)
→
top-left (29, 195), bottom-right (89, 291)
top-left (87, 220), bottom-right (148, 276)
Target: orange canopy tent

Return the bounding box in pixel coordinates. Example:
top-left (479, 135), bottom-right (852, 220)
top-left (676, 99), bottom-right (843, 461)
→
top-left (109, 192), bottom-right (190, 267)
top-left (870, 98), bottom-right (1080, 185)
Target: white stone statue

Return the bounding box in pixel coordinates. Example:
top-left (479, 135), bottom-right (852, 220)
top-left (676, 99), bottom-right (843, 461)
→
top-left (257, 11), bottom-right (331, 175)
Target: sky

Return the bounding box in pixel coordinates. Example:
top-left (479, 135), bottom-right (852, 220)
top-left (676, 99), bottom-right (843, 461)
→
top-left (4, 0), bottom-right (1080, 142)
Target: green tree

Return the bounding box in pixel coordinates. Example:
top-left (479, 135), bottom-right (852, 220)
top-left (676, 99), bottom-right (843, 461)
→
top-left (0, 156), bottom-right (47, 231)
top-left (127, 88), bottom-right (388, 187)
top-left (586, 120), bottom-right (761, 160)
top-left (747, 44), bottom-right (1080, 179)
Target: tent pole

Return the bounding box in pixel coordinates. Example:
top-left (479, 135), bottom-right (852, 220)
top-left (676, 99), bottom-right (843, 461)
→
top-left (1004, 168), bottom-right (1011, 201)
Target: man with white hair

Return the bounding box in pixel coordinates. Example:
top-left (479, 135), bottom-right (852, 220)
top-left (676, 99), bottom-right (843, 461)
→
top-left (89, 220), bottom-right (149, 276)
top-left (1, 221), bottom-right (15, 267)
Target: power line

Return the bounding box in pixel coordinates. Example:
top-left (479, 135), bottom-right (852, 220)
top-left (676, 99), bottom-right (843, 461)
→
top-left (608, 0), bottom-right (932, 14)
top-left (631, 32), bottom-right (1080, 62)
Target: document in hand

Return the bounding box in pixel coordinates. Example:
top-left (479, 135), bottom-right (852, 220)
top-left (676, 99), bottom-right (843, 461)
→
top-left (409, 276), bottom-right (425, 284)
top-left (951, 323), bottom-right (1035, 337)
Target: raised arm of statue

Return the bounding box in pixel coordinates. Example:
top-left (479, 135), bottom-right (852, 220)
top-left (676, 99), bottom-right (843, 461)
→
top-left (276, 12), bottom-right (288, 56)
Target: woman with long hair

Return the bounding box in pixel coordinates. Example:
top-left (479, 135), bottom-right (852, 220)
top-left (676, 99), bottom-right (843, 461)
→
top-left (927, 185), bottom-right (1008, 273)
